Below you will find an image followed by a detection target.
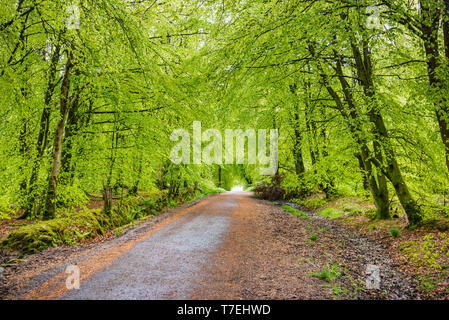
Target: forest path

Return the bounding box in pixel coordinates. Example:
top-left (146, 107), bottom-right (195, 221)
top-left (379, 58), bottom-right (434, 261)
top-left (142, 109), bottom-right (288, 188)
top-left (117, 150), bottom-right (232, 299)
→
top-left (61, 193), bottom-right (236, 299)
top-left (3, 192), bottom-right (420, 299)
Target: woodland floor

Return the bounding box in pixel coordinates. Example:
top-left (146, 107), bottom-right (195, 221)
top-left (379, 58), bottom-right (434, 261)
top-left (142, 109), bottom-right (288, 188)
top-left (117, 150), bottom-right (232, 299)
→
top-left (0, 198), bottom-right (111, 243)
top-left (0, 192), bottom-right (444, 299)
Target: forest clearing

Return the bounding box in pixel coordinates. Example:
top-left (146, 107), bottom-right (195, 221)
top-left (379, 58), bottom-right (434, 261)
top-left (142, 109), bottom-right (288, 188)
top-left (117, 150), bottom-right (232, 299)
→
top-left (1, 0), bottom-right (449, 301)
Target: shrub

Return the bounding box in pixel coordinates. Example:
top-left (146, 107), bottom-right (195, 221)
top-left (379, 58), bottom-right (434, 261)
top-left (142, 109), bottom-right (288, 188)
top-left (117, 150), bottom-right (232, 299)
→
top-left (309, 233), bottom-right (319, 241)
top-left (309, 262), bottom-right (341, 281)
top-left (281, 173), bottom-right (314, 199)
top-left (364, 208), bottom-right (377, 220)
top-left (254, 173), bottom-right (286, 201)
top-left (281, 204), bottom-right (310, 219)
top-left (400, 233), bottom-right (449, 271)
top-left (317, 208), bottom-right (343, 219)
top-left (292, 197), bottom-right (327, 210)
top-left (420, 218), bottom-right (449, 232)
top-left (55, 183), bottom-right (89, 209)
top-left (342, 204), bottom-right (362, 215)
top-left (0, 195), bottom-right (12, 220)
top-left (389, 228), bottom-right (401, 238)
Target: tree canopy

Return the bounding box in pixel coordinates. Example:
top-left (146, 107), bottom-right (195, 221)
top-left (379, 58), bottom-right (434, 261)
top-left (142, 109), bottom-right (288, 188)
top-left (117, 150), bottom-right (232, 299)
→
top-left (1, 0), bottom-right (449, 227)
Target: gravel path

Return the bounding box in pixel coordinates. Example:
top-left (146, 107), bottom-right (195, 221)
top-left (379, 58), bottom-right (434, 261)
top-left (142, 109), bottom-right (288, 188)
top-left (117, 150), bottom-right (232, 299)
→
top-left (0, 192), bottom-right (421, 299)
top-left (62, 199), bottom-right (234, 299)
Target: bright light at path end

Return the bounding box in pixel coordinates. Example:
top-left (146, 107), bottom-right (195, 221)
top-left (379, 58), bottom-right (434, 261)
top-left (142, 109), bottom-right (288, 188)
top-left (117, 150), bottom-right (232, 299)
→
top-left (231, 185), bottom-right (244, 192)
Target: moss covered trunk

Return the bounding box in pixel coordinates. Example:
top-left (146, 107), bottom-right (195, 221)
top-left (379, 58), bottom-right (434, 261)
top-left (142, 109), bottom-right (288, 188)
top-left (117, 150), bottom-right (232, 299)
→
top-left (20, 37), bottom-right (62, 219)
top-left (42, 48), bottom-right (74, 220)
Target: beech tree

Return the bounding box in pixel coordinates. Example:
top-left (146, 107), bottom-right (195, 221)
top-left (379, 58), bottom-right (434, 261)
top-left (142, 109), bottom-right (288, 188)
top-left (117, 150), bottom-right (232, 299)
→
top-left (1, 0), bottom-right (449, 227)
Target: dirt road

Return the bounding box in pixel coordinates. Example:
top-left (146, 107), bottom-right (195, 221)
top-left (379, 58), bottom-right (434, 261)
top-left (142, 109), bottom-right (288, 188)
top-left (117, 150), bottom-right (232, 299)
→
top-left (0, 192), bottom-right (421, 299)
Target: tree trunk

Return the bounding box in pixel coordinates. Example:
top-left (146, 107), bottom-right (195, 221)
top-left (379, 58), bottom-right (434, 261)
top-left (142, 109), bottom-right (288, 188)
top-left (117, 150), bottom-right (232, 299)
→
top-left (18, 121), bottom-right (29, 195)
top-left (320, 70), bottom-right (390, 219)
top-left (128, 155), bottom-right (142, 196)
top-left (421, 1), bottom-right (449, 172)
top-left (444, 0), bottom-right (449, 61)
top-left (388, 0), bottom-right (449, 174)
top-left (373, 140), bottom-right (390, 219)
top-left (305, 103), bottom-right (320, 170)
top-left (360, 144), bottom-right (390, 220)
top-left (350, 38), bottom-right (421, 224)
top-left (384, 156), bottom-right (421, 225)
top-left (102, 187), bottom-right (113, 215)
top-left (293, 120), bottom-right (305, 176)
top-left (289, 83), bottom-right (305, 176)
top-left (60, 85), bottom-right (82, 185)
top-left (313, 44), bottom-right (391, 219)
top-left (104, 120), bottom-right (119, 214)
top-left (42, 48), bottom-right (74, 220)
top-left (20, 36), bottom-right (62, 219)
top-left (355, 153), bottom-right (370, 191)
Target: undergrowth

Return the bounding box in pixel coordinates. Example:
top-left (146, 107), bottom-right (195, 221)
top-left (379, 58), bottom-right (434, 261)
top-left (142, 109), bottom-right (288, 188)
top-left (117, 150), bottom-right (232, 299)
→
top-left (281, 204), bottom-right (310, 219)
